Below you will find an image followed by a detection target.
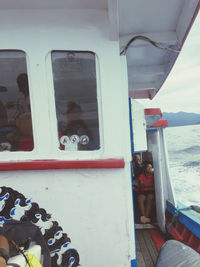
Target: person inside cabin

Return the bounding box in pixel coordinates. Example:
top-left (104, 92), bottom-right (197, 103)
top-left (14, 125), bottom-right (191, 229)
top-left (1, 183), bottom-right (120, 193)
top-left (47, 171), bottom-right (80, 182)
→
top-left (0, 100), bottom-right (8, 129)
top-left (16, 112), bottom-right (34, 151)
top-left (0, 112), bottom-right (34, 152)
top-left (6, 73), bottom-right (30, 124)
top-left (16, 73), bottom-right (30, 116)
top-left (137, 162), bottom-right (155, 224)
top-left (0, 100), bottom-right (11, 151)
top-left (63, 101), bottom-right (94, 150)
top-left (5, 73), bottom-right (31, 151)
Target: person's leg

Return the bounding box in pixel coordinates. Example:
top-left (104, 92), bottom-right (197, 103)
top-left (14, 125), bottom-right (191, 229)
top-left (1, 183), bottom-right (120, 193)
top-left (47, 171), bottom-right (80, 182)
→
top-left (138, 194), bottom-right (146, 216)
top-left (145, 193), bottom-right (154, 219)
top-left (138, 194), bottom-right (150, 223)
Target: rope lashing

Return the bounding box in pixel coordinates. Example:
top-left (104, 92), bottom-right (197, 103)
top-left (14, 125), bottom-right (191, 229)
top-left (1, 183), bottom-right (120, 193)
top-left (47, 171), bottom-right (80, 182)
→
top-left (167, 206), bottom-right (192, 234)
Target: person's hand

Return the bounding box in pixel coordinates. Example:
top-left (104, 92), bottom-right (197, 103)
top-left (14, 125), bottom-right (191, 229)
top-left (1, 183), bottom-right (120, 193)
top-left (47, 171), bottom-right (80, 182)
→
top-left (0, 142), bottom-right (11, 151)
top-left (0, 256), bottom-right (6, 267)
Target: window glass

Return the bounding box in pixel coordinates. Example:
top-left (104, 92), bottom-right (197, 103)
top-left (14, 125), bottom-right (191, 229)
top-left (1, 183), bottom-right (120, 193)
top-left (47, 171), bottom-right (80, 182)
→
top-left (51, 51), bottom-right (100, 151)
top-left (0, 51), bottom-right (33, 152)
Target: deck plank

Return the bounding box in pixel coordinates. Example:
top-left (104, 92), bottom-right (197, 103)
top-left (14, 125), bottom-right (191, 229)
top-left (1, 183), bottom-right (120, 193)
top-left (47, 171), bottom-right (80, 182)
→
top-left (136, 234), bottom-right (146, 267)
top-left (141, 230), bottom-right (158, 263)
top-left (136, 229), bottom-right (159, 267)
top-left (136, 230), bottom-right (154, 267)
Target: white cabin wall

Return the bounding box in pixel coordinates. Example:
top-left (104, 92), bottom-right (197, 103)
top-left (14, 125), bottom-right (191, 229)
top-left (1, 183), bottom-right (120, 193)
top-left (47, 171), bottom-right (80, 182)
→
top-left (147, 131), bottom-right (166, 232)
top-left (131, 100), bottom-right (147, 152)
top-left (147, 128), bottom-right (177, 232)
top-left (0, 8), bottom-right (135, 267)
top-left (1, 168), bottom-right (134, 267)
top-left (120, 56), bottom-right (136, 258)
top-left (0, 9), bottom-right (129, 161)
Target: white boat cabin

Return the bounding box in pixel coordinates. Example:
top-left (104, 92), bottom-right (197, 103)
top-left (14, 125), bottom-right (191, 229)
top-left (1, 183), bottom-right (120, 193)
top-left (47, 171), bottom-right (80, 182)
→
top-left (0, 1), bottom-right (199, 267)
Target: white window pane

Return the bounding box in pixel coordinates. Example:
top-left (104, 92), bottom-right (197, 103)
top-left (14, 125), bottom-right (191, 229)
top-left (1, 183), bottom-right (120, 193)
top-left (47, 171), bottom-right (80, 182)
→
top-left (0, 51), bottom-right (33, 152)
top-left (52, 51), bottom-right (100, 151)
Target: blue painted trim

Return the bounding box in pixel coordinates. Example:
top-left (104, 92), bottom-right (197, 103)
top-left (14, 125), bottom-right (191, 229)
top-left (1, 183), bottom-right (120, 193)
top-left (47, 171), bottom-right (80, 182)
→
top-left (130, 162), bottom-right (138, 266)
top-left (131, 259), bottom-right (137, 267)
top-left (129, 98), bottom-right (134, 153)
top-left (129, 99), bottom-right (138, 266)
top-left (146, 129), bottom-right (157, 133)
top-left (166, 201), bottom-right (200, 238)
top-left (133, 150), bottom-right (147, 153)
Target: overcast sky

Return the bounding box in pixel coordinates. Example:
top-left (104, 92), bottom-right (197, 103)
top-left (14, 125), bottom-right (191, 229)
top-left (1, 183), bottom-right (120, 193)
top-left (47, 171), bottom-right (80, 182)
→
top-left (138, 12), bottom-right (200, 114)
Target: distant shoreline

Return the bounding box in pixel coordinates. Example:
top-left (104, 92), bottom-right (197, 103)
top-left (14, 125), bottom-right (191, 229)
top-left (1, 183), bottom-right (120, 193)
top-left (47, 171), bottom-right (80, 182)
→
top-left (162, 112), bottom-right (200, 127)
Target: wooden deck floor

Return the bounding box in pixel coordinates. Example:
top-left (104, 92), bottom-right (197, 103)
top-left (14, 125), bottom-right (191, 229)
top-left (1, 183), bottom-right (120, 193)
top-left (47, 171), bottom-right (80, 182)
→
top-left (136, 229), bottom-right (159, 267)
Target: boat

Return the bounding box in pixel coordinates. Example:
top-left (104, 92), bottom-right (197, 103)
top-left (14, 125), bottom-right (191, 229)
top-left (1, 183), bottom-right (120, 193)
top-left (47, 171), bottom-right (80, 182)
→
top-left (0, 1), bottom-right (199, 266)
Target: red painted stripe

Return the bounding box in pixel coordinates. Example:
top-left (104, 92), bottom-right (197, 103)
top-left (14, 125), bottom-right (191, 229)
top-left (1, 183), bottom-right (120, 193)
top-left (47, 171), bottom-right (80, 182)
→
top-left (152, 119), bottom-right (168, 128)
top-left (166, 220), bottom-right (200, 252)
top-left (149, 229), bottom-right (165, 252)
top-left (0, 158), bottom-right (125, 171)
top-left (166, 224), bottom-right (184, 242)
top-left (144, 108), bottom-right (162, 117)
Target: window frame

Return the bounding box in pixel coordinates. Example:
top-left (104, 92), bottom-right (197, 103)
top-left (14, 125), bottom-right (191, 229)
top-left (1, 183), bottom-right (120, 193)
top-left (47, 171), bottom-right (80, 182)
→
top-left (48, 50), bottom-right (103, 154)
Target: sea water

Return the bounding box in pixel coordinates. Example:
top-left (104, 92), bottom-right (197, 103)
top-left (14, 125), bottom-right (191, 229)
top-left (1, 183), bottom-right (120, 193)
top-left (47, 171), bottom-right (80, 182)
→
top-left (165, 124), bottom-right (200, 206)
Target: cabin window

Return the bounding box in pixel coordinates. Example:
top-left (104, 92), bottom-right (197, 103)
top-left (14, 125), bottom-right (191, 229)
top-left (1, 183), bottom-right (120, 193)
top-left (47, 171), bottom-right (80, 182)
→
top-left (0, 51), bottom-right (33, 152)
top-left (51, 51), bottom-right (100, 151)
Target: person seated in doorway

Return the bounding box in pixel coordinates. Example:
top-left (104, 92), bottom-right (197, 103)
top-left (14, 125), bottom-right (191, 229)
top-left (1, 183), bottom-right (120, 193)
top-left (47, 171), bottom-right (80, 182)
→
top-left (132, 154), bottom-right (143, 191)
top-left (137, 162), bottom-right (155, 224)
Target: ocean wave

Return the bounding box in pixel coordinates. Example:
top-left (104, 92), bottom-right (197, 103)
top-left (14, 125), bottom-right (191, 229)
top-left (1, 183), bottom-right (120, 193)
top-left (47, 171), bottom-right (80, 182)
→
top-left (166, 125), bottom-right (200, 206)
top-left (183, 161), bottom-right (200, 168)
top-left (174, 145), bottom-right (200, 154)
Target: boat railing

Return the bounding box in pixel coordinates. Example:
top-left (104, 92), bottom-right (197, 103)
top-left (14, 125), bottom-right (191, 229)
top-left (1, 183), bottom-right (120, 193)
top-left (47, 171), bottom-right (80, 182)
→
top-left (166, 200), bottom-right (200, 253)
